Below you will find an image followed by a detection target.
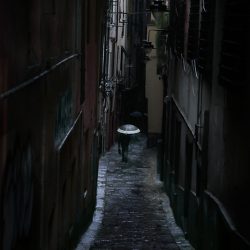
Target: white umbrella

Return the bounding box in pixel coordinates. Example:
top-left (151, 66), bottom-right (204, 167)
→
top-left (117, 124), bottom-right (140, 135)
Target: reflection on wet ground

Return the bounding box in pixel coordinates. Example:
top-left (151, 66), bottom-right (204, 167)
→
top-left (76, 135), bottom-right (193, 250)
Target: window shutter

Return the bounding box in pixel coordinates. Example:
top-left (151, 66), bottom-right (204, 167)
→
top-left (175, 0), bottom-right (185, 56)
top-left (187, 0), bottom-right (200, 61)
top-left (198, 0), bottom-right (215, 75)
top-left (219, 0), bottom-right (249, 86)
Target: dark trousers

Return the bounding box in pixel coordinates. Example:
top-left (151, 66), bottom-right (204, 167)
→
top-left (118, 134), bottom-right (130, 162)
top-left (121, 144), bottom-right (128, 162)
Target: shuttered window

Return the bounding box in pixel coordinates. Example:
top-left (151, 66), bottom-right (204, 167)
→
top-left (198, 0), bottom-right (215, 75)
top-left (175, 0), bottom-right (185, 56)
top-left (219, 0), bottom-right (249, 86)
top-left (187, 0), bottom-right (200, 61)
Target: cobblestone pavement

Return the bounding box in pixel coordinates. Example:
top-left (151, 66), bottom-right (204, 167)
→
top-left (76, 135), bottom-right (193, 250)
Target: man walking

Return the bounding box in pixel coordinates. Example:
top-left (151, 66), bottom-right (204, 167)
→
top-left (118, 133), bottom-right (130, 162)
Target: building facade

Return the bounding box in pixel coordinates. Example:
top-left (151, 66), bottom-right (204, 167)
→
top-left (0, 1), bottom-right (106, 249)
top-left (145, 2), bottom-right (169, 146)
top-left (161, 0), bottom-right (250, 249)
top-left (99, 0), bottom-right (129, 151)
top-left (100, 0), bottom-right (150, 151)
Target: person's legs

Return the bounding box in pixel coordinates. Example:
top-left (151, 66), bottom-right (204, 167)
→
top-left (124, 145), bottom-right (128, 162)
top-left (121, 144), bottom-right (125, 161)
top-left (121, 137), bottom-right (129, 162)
top-left (118, 135), bottom-right (121, 154)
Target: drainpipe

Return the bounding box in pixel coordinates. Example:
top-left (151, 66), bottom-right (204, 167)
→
top-left (100, 1), bottom-right (111, 153)
top-left (113, 0), bottom-right (118, 44)
top-left (195, 74), bottom-right (203, 145)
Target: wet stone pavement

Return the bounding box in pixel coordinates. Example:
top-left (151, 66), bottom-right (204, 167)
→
top-left (76, 135), bottom-right (193, 250)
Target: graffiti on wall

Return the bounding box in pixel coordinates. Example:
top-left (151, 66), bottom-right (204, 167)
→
top-left (1, 140), bottom-right (34, 250)
top-left (55, 90), bottom-right (73, 146)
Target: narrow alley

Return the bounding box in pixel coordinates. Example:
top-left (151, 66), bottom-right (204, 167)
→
top-left (76, 135), bottom-right (192, 250)
top-left (1, 0), bottom-right (250, 249)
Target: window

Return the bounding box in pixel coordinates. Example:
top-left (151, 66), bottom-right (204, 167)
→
top-left (174, 0), bottom-right (185, 56)
top-left (187, 0), bottom-right (200, 61)
top-left (198, 0), bottom-right (215, 75)
top-left (219, 0), bottom-right (249, 86)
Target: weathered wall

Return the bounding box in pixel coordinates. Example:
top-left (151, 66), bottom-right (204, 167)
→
top-left (162, 0), bottom-right (250, 249)
top-left (0, 0), bottom-right (105, 249)
top-left (146, 25), bottom-right (164, 135)
top-left (206, 0), bottom-right (250, 241)
top-left (121, 0), bottom-right (148, 128)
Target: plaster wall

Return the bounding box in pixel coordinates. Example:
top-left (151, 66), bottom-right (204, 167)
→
top-left (102, 0), bottom-right (128, 150)
top-left (146, 25), bottom-right (163, 134)
top-left (170, 58), bottom-right (199, 131)
top-left (0, 0), bottom-right (105, 249)
top-left (206, 2), bottom-right (250, 238)
top-left (164, 0), bottom-right (250, 246)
